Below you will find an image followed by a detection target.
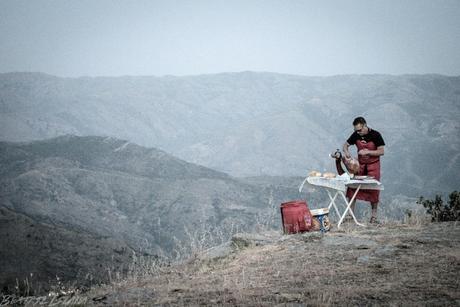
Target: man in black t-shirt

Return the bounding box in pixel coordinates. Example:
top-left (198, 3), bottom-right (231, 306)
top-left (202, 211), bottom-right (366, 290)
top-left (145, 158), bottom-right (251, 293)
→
top-left (343, 117), bottom-right (385, 224)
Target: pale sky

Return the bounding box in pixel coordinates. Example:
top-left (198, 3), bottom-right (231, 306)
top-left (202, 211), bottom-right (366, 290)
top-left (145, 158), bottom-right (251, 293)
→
top-left (1, 0), bottom-right (459, 77)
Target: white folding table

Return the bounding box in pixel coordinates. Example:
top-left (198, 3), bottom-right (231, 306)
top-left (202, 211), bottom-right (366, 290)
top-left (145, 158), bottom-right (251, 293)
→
top-left (299, 175), bottom-right (384, 229)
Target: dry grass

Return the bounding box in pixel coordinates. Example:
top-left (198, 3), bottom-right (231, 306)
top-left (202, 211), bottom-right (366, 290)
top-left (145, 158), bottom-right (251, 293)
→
top-left (69, 221), bottom-right (460, 306)
top-left (2, 203), bottom-right (456, 306)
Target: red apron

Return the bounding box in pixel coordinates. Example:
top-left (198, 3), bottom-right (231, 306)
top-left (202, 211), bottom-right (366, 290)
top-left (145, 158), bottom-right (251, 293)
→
top-left (346, 139), bottom-right (381, 203)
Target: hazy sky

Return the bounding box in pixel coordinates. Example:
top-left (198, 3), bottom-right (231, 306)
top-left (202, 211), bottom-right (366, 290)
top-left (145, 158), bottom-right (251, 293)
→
top-left (1, 0), bottom-right (459, 77)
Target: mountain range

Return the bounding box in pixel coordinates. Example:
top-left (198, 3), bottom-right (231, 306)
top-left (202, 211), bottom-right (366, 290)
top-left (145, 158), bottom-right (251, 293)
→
top-left (1, 72), bottom-right (459, 197)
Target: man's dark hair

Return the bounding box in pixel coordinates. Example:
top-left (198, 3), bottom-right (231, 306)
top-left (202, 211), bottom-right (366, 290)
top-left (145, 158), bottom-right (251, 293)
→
top-left (353, 117), bottom-right (367, 126)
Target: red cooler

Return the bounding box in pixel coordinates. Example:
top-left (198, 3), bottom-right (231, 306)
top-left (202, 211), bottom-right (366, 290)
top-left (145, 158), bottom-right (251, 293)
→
top-left (280, 200), bottom-right (313, 234)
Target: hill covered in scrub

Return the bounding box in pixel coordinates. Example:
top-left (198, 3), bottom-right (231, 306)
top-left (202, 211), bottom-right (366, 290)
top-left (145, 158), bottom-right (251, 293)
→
top-left (0, 135), bottom-right (303, 294)
top-left (1, 72), bottom-right (459, 198)
top-left (4, 221), bottom-right (459, 306)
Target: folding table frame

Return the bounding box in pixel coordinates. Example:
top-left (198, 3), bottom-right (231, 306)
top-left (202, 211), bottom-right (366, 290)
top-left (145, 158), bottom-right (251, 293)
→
top-left (323, 184), bottom-right (365, 228)
top-left (299, 176), bottom-right (383, 229)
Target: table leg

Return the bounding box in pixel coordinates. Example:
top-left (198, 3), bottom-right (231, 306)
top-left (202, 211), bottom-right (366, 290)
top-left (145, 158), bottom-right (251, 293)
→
top-left (337, 185), bottom-right (366, 228)
top-left (298, 176), bottom-right (309, 193)
top-left (326, 190), bottom-right (341, 218)
top-left (340, 189), bottom-right (364, 227)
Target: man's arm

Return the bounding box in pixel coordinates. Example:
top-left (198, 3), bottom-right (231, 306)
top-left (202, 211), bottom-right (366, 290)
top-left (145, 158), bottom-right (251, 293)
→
top-left (358, 145), bottom-right (384, 157)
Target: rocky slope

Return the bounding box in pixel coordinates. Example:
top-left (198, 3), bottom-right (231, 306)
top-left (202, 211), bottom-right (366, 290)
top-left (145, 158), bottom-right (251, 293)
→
top-left (1, 72), bottom-right (459, 197)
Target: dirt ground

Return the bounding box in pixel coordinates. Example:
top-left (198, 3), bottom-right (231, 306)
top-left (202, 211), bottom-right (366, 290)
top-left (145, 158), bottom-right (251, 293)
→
top-left (3, 221), bottom-right (458, 306)
top-left (72, 221), bottom-right (459, 306)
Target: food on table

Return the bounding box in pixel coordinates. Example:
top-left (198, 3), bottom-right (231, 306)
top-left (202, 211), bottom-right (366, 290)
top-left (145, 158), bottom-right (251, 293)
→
top-left (323, 172), bottom-right (336, 178)
top-left (308, 170), bottom-right (322, 177)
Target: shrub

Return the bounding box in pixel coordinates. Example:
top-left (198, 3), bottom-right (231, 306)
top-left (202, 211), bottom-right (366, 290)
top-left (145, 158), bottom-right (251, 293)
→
top-left (417, 191), bottom-right (460, 222)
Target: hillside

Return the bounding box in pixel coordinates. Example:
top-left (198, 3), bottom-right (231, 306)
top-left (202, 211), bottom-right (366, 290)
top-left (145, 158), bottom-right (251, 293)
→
top-left (0, 135), bottom-right (302, 294)
top-left (1, 72), bottom-right (459, 198)
top-left (4, 221), bottom-right (458, 306)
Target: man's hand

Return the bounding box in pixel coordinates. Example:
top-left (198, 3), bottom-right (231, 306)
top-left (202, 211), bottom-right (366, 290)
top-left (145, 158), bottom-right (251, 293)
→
top-left (358, 149), bottom-right (370, 156)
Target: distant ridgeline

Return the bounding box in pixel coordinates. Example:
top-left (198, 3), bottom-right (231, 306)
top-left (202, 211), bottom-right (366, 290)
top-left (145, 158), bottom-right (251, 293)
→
top-left (0, 72), bottom-right (458, 198)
